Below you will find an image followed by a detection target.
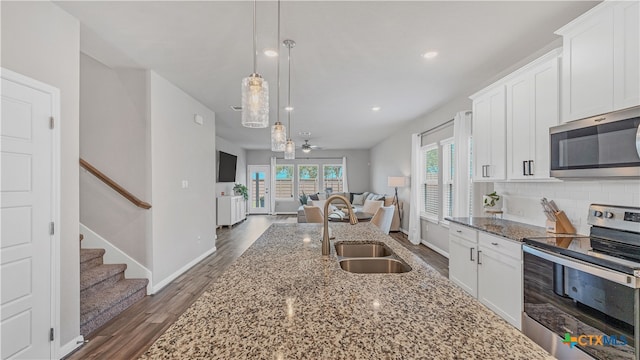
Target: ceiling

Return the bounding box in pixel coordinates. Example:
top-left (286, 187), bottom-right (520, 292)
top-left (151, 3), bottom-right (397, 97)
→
top-left (57, 1), bottom-right (599, 150)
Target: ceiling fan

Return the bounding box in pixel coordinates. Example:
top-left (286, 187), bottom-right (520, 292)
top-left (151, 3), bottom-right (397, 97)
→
top-left (300, 139), bottom-right (321, 153)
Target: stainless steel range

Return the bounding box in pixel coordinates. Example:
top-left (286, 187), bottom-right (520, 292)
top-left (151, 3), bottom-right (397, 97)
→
top-left (523, 204), bottom-right (640, 360)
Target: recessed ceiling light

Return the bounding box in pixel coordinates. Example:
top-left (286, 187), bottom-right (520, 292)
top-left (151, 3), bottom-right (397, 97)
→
top-left (264, 49), bottom-right (278, 57)
top-left (422, 51), bottom-right (438, 59)
top-left (371, 106), bottom-right (381, 112)
top-left (285, 106), bottom-right (294, 111)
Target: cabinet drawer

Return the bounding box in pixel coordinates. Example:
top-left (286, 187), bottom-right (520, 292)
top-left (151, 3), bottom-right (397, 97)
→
top-left (449, 223), bottom-right (478, 242)
top-left (478, 232), bottom-right (521, 260)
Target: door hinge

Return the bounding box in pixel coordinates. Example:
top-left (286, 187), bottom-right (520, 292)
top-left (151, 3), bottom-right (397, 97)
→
top-left (49, 117), bottom-right (54, 129)
top-left (49, 222), bottom-right (55, 235)
top-left (50, 328), bottom-right (54, 341)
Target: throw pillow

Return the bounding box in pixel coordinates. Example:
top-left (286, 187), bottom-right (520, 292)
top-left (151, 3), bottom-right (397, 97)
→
top-left (362, 192), bottom-right (370, 201)
top-left (309, 193), bottom-right (319, 201)
top-left (352, 193), bottom-right (366, 205)
top-left (349, 192), bottom-right (363, 203)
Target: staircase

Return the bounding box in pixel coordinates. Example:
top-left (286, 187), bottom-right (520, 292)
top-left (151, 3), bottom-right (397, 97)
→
top-left (80, 248), bottom-right (148, 336)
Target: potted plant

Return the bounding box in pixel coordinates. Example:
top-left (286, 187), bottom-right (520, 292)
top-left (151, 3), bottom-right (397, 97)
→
top-left (299, 191), bottom-right (308, 205)
top-left (483, 191), bottom-right (501, 209)
top-left (233, 183), bottom-right (248, 200)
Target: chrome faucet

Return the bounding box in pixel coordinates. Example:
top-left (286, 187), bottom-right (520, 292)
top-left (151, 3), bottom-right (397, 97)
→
top-left (323, 194), bottom-right (358, 256)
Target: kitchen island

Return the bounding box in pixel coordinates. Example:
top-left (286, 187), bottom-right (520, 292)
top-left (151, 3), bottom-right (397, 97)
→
top-left (141, 223), bottom-right (552, 359)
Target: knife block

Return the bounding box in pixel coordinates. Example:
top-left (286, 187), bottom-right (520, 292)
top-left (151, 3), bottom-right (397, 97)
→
top-left (546, 211), bottom-right (576, 234)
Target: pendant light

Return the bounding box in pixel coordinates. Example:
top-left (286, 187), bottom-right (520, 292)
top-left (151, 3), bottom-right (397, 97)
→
top-left (241, 0), bottom-right (269, 128)
top-left (270, 0), bottom-right (286, 151)
top-left (283, 39), bottom-right (296, 160)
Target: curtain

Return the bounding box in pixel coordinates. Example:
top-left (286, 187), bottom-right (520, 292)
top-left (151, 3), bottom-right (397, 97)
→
top-left (408, 133), bottom-right (421, 245)
top-left (342, 156), bottom-right (349, 193)
top-left (453, 111), bottom-right (472, 217)
top-left (270, 156), bottom-right (276, 215)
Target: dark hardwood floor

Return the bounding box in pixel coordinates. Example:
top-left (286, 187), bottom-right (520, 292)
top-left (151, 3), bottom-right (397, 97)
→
top-left (65, 215), bottom-right (448, 359)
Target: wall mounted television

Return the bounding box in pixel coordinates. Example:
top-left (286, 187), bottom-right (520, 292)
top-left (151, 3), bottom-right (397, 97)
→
top-left (218, 151), bottom-right (237, 183)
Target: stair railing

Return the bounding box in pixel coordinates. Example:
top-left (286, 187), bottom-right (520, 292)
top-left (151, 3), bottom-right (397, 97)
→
top-left (79, 158), bottom-right (151, 209)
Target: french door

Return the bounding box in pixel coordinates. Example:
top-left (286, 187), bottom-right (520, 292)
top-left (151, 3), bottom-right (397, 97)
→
top-left (247, 165), bottom-right (270, 214)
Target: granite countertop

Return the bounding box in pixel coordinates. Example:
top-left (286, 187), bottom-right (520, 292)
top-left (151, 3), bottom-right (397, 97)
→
top-left (447, 217), bottom-right (556, 241)
top-left (141, 223), bottom-right (551, 359)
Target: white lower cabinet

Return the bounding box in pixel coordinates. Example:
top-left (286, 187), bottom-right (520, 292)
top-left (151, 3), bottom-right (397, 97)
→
top-left (449, 224), bottom-right (523, 330)
top-left (217, 196), bottom-right (246, 227)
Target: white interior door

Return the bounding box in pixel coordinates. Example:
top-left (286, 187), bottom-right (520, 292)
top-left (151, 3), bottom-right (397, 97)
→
top-left (247, 165), bottom-right (270, 214)
top-left (1, 70), bottom-right (58, 359)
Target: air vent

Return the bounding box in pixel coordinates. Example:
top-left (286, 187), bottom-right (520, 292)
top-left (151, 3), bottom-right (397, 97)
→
top-left (229, 106), bottom-right (243, 112)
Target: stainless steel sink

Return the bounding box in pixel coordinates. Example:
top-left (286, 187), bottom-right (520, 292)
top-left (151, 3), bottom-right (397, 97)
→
top-left (338, 258), bottom-right (412, 274)
top-left (334, 242), bottom-right (393, 257)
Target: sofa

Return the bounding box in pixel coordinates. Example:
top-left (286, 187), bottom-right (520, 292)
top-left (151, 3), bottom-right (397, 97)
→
top-left (297, 191), bottom-right (402, 232)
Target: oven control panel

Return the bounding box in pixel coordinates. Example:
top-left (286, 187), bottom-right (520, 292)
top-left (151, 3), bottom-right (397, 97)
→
top-left (588, 204), bottom-right (640, 233)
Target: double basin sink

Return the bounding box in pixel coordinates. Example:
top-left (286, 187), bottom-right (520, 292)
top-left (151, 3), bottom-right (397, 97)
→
top-left (335, 241), bottom-right (411, 274)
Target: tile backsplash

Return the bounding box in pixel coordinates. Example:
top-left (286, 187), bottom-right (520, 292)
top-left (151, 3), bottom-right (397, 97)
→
top-left (494, 180), bottom-right (640, 235)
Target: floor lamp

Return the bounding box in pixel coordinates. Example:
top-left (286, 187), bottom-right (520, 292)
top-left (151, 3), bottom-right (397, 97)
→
top-left (387, 176), bottom-right (407, 228)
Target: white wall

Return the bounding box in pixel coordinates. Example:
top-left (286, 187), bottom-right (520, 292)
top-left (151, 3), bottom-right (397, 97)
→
top-left (215, 135), bottom-right (247, 196)
top-left (1, 1), bottom-right (81, 349)
top-left (495, 181), bottom-right (640, 235)
top-left (149, 71), bottom-right (216, 287)
top-left (245, 149), bottom-right (371, 213)
top-left (79, 53), bottom-right (151, 267)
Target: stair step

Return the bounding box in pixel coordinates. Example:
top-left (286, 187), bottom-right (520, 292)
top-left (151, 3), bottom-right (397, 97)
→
top-left (81, 264), bottom-right (126, 297)
top-left (80, 248), bottom-right (105, 271)
top-left (80, 278), bottom-right (148, 336)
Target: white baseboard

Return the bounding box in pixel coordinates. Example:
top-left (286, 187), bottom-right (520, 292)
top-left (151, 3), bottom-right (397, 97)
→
top-left (80, 223), bottom-right (153, 294)
top-left (58, 335), bottom-right (84, 359)
top-left (151, 246), bottom-right (217, 294)
top-left (420, 239), bottom-right (449, 259)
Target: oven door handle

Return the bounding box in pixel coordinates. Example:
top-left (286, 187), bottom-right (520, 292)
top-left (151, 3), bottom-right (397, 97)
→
top-left (523, 245), bottom-right (640, 289)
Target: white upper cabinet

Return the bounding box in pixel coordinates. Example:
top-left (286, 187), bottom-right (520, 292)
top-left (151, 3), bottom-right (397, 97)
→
top-left (506, 50), bottom-right (560, 180)
top-left (556, 1), bottom-right (640, 122)
top-left (471, 85), bottom-right (506, 182)
top-left (613, 1), bottom-right (639, 110)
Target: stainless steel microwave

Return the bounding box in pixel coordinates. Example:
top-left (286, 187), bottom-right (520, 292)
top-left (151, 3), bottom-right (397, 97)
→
top-left (550, 106), bottom-right (640, 178)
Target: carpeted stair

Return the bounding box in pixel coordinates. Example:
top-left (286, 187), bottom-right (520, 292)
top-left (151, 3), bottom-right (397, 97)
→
top-left (80, 248), bottom-right (148, 336)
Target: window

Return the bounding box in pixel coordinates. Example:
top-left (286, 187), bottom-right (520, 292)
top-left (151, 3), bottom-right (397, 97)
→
top-left (298, 165), bottom-right (319, 195)
top-left (322, 165), bottom-right (343, 193)
top-left (275, 165), bottom-right (294, 199)
top-left (441, 139), bottom-right (455, 222)
top-left (421, 144), bottom-right (439, 221)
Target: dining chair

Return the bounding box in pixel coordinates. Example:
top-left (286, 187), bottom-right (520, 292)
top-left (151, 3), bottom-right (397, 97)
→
top-left (370, 205), bottom-right (395, 234)
top-left (303, 205), bottom-right (324, 223)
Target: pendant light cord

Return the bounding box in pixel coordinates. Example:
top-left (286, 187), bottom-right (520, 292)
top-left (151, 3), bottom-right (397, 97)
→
top-left (253, 0), bottom-right (257, 74)
top-left (287, 42), bottom-right (292, 138)
top-left (276, 0), bottom-right (280, 123)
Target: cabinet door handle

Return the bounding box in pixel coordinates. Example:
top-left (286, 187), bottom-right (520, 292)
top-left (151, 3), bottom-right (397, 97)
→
top-left (522, 161), bottom-right (528, 176)
top-left (528, 160), bottom-right (534, 176)
top-left (456, 230), bottom-right (462, 233)
top-left (477, 250), bottom-right (482, 265)
top-left (491, 242), bottom-right (498, 246)
top-left (485, 165), bottom-right (490, 178)
top-left (482, 165), bottom-right (486, 178)
top-left (470, 247), bottom-right (475, 261)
